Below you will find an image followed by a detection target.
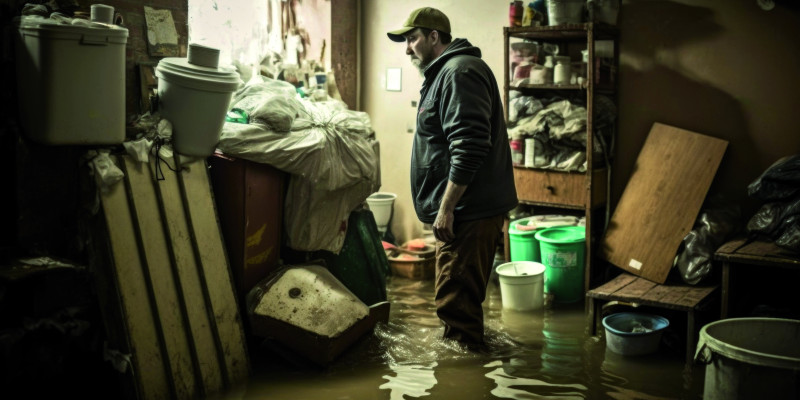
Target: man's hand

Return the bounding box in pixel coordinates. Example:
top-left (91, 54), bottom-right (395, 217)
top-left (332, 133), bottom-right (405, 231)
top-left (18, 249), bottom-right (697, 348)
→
top-left (433, 209), bottom-right (455, 242)
top-left (435, 180), bottom-right (467, 242)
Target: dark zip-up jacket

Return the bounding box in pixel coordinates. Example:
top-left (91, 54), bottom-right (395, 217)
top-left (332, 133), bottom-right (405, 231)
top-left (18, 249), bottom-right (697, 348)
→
top-left (411, 38), bottom-right (518, 224)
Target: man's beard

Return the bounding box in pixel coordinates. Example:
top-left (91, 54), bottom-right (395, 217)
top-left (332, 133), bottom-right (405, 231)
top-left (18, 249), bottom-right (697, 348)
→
top-left (411, 56), bottom-right (429, 75)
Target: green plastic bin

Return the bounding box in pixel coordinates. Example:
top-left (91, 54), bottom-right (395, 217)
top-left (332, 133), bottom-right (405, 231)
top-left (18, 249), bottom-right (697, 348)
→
top-left (535, 226), bottom-right (585, 303)
top-left (315, 209), bottom-right (389, 305)
top-left (508, 217), bottom-right (541, 262)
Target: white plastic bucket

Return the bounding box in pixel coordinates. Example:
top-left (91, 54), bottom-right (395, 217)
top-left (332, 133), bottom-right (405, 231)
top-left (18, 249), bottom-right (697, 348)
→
top-left (156, 57), bottom-right (240, 157)
top-left (546, 0), bottom-right (584, 26)
top-left (366, 192), bottom-right (396, 233)
top-left (496, 261), bottom-right (545, 311)
top-left (695, 318), bottom-right (800, 400)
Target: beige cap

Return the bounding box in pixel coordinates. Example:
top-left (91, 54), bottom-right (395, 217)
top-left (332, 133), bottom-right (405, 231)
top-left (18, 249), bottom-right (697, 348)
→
top-left (387, 7), bottom-right (450, 42)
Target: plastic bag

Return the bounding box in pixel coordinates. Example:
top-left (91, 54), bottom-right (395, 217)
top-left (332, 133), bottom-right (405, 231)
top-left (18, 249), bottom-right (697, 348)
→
top-left (775, 215), bottom-right (800, 252)
top-left (746, 195), bottom-right (800, 238)
top-left (89, 150), bottom-right (124, 192)
top-left (217, 86), bottom-right (378, 253)
top-left (747, 154), bottom-right (800, 201)
top-left (230, 78), bottom-right (303, 132)
top-left (674, 204), bottom-right (740, 285)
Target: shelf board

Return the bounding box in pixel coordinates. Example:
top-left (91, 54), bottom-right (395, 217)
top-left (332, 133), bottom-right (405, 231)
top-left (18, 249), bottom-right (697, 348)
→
top-left (511, 83), bottom-right (583, 90)
top-left (506, 23), bottom-right (619, 40)
top-left (509, 83), bottom-right (616, 92)
top-left (517, 200), bottom-right (585, 210)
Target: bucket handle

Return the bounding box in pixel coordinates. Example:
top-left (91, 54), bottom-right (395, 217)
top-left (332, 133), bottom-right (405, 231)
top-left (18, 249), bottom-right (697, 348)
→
top-left (81, 35), bottom-right (109, 46)
top-left (693, 342), bottom-right (712, 365)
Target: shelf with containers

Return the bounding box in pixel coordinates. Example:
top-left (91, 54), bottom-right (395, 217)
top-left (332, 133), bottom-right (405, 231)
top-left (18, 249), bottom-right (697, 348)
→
top-left (503, 22), bottom-right (619, 296)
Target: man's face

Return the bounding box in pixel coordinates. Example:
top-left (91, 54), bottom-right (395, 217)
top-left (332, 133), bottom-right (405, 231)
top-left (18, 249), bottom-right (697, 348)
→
top-left (404, 29), bottom-right (435, 73)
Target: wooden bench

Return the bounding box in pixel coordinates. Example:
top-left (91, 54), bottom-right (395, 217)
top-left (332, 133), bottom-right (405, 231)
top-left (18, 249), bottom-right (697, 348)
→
top-left (586, 273), bottom-right (718, 363)
top-left (714, 237), bottom-right (800, 318)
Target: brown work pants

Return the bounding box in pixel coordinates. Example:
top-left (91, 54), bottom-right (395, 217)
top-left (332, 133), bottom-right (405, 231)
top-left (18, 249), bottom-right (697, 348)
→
top-left (434, 214), bottom-right (504, 345)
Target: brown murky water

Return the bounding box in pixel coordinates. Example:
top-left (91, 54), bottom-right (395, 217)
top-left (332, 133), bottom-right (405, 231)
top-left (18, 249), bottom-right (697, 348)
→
top-left (224, 277), bottom-right (704, 399)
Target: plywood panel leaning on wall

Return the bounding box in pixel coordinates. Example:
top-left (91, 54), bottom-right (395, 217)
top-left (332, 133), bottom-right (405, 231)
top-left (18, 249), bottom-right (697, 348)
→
top-left (601, 123), bottom-right (728, 284)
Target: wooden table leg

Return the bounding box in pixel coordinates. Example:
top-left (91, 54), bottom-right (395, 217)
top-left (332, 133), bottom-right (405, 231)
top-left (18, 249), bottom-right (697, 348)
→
top-left (686, 310), bottom-right (696, 366)
top-left (587, 297), bottom-right (596, 336)
top-left (721, 261), bottom-right (730, 319)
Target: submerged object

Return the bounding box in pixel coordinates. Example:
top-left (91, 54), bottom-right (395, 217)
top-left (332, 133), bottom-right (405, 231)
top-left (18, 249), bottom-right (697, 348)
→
top-left (247, 262), bottom-right (390, 366)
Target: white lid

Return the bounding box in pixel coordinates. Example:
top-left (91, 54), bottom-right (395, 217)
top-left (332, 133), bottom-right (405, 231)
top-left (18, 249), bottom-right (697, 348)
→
top-left (18, 18), bottom-right (128, 42)
top-left (156, 57), bottom-right (241, 93)
top-left (554, 56), bottom-right (571, 63)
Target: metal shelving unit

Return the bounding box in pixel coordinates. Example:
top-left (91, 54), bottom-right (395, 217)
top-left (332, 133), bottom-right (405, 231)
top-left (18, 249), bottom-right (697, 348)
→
top-left (503, 22), bottom-right (619, 294)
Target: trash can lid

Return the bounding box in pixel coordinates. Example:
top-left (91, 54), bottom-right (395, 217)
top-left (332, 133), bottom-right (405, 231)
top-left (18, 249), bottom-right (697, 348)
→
top-left (156, 57), bottom-right (241, 92)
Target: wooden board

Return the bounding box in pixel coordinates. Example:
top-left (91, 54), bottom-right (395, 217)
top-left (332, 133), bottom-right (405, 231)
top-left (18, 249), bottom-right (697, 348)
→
top-left (715, 237), bottom-right (800, 268)
top-left (600, 123), bottom-right (728, 283)
top-left (587, 273), bottom-right (717, 311)
top-left (96, 155), bottom-right (249, 399)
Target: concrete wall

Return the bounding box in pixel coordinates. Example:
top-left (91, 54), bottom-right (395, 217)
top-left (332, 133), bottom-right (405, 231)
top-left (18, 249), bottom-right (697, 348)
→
top-left (615, 0), bottom-right (800, 216)
top-left (361, 0), bottom-right (800, 245)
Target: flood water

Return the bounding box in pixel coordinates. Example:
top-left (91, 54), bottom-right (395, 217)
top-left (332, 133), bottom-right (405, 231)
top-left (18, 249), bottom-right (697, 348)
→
top-left (225, 276), bottom-right (705, 400)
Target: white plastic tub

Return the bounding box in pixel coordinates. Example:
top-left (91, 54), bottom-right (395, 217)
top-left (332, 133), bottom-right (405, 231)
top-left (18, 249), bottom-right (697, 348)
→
top-left (496, 261), bottom-right (545, 311)
top-left (15, 19), bottom-right (128, 145)
top-left (156, 56), bottom-right (240, 157)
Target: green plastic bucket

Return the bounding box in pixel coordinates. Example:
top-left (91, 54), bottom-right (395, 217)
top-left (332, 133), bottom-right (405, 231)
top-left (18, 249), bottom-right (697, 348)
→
top-left (508, 217), bottom-right (541, 262)
top-left (535, 226), bottom-right (585, 303)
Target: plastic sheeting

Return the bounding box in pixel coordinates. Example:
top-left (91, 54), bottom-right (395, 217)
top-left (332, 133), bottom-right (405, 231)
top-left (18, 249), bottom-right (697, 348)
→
top-left (747, 154), bottom-right (800, 202)
top-left (746, 154), bottom-right (800, 252)
top-left (217, 77), bottom-right (378, 253)
top-left (674, 204), bottom-right (740, 285)
top-left (507, 94), bottom-right (615, 172)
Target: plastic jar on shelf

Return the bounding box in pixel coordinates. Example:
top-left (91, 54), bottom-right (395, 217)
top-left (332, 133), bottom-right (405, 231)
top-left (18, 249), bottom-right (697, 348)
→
top-left (553, 56), bottom-right (571, 85)
top-left (543, 55), bottom-right (555, 84)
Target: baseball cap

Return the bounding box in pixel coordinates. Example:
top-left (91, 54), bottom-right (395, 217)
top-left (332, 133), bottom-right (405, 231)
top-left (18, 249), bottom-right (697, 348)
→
top-left (387, 7), bottom-right (451, 42)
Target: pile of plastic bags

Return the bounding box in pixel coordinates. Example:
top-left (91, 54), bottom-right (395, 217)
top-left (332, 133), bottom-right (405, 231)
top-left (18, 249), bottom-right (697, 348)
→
top-left (746, 154), bottom-right (800, 252)
top-left (217, 77), bottom-right (379, 253)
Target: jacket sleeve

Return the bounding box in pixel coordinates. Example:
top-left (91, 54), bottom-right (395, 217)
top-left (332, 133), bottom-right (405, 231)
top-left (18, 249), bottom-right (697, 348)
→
top-left (439, 61), bottom-right (494, 186)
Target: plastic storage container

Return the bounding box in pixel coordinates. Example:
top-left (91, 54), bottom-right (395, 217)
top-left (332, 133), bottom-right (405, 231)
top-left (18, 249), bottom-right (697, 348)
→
top-left (546, 0), bottom-right (585, 25)
top-left (508, 215), bottom-right (580, 262)
top-left (496, 261), bottom-right (546, 311)
top-left (14, 19), bottom-right (128, 144)
top-left (156, 51), bottom-right (240, 157)
top-left (602, 312), bottom-right (670, 356)
top-left (535, 225), bottom-right (585, 303)
top-left (696, 318), bottom-right (800, 400)
top-left (509, 218), bottom-right (541, 262)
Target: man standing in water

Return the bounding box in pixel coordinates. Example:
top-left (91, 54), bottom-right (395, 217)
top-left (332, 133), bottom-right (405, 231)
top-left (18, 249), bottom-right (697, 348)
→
top-left (387, 7), bottom-right (518, 350)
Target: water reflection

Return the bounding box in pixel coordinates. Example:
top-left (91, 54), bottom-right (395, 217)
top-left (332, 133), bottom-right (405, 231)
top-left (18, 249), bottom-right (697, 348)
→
top-left (484, 359), bottom-right (586, 399)
top-left (236, 276), bottom-right (703, 400)
top-left (379, 362), bottom-right (437, 400)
